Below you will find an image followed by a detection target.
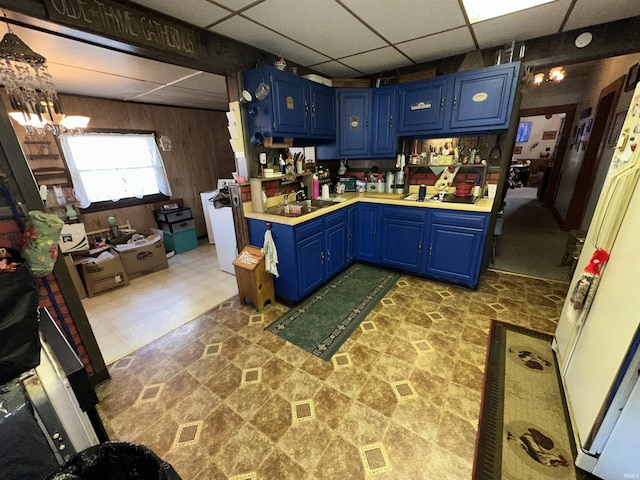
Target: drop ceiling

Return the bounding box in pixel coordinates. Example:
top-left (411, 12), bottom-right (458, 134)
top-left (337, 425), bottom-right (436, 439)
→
top-left (4, 1), bottom-right (640, 111)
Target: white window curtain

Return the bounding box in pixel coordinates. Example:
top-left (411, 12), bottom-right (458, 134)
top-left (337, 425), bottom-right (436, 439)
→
top-left (59, 132), bottom-right (172, 208)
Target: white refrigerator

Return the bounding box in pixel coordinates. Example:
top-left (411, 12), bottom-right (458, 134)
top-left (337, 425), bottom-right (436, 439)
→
top-left (554, 83), bottom-right (640, 479)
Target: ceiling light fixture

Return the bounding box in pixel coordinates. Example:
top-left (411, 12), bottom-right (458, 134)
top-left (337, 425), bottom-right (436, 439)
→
top-left (462, 0), bottom-right (555, 23)
top-left (0, 10), bottom-right (63, 124)
top-left (532, 67), bottom-right (566, 86)
top-left (9, 110), bottom-right (90, 136)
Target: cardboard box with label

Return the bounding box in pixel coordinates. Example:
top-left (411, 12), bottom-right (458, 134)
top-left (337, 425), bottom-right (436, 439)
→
top-left (78, 248), bottom-right (129, 297)
top-left (114, 233), bottom-right (169, 280)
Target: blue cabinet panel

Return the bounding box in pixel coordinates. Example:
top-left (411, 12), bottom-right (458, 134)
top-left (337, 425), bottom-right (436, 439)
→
top-left (356, 204), bottom-right (381, 262)
top-left (347, 205), bottom-right (357, 263)
top-left (326, 221), bottom-right (347, 278)
top-left (311, 83), bottom-right (335, 136)
top-left (381, 218), bottom-right (424, 272)
top-left (338, 89), bottom-right (371, 157)
top-left (397, 78), bottom-right (449, 134)
top-left (371, 86), bottom-right (398, 157)
top-left (297, 231), bottom-right (325, 298)
top-left (449, 63), bottom-right (519, 132)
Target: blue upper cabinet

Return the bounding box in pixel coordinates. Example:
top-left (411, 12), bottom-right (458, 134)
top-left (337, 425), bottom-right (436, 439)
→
top-left (338, 88), bottom-right (371, 157)
top-left (449, 62), bottom-right (519, 133)
top-left (397, 77), bottom-right (449, 135)
top-left (310, 83), bottom-right (335, 137)
top-left (371, 85), bottom-right (398, 157)
top-left (243, 66), bottom-right (335, 139)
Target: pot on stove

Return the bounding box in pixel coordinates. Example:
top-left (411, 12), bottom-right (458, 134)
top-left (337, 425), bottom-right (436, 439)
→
top-left (455, 181), bottom-right (474, 196)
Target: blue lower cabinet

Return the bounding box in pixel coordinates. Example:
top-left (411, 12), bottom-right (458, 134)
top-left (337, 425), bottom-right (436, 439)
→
top-left (356, 204), bottom-right (381, 263)
top-left (346, 205), bottom-right (357, 263)
top-left (424, 210), bottom-right (488, 287)
top-left (380, 206), bottom-right (427, 272)
top-left (297, 230), bottom-right (325, 298)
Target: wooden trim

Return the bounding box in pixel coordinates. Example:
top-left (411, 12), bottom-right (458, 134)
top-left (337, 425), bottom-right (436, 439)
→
top-left (564, 75), bottom-right (626, 230)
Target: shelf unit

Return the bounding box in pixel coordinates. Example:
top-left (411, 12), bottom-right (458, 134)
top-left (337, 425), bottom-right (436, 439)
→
top-left (406, 163), bottom-right (488, 192)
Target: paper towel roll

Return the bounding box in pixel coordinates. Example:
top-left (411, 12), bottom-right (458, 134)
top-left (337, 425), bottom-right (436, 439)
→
top-left (321, 184), bottom-right (330, 199)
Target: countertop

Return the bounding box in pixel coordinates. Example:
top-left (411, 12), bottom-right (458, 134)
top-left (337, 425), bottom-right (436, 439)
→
top-left (244, 190), bottom-right (497, 226)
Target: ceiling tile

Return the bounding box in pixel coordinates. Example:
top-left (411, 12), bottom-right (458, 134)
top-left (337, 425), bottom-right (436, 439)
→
top-left (172, 72), bottom-right (228, 93)
top-left (473, 0), bottom-right (573, 49)
top-left (340, 47), bottom-right (413, 75)
top-left (129, 0), bottom-right (231, 28)
top-left (128, 85), bottom-right (229, 110)
top-left (210, 16), bottom-right (330, 66)
top-left (213, 0), bottom-right (256, 11)
top-left (46, 64), bottom-right (164, 99)
top-left (563, 0), bottom-right (640, 31)
top-left (242, 0), bottom-right (387, 58)
top-left (397, 27), bottom-right (476, 64)
top-left (308, 61), bottom-right (363, 78)
top-left (341, 0), bottom-right (466, 44)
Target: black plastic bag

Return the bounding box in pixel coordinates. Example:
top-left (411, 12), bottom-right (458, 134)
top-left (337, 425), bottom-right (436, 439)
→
top-left (0, 248), bottom-right (40, 385)
top-left (43, 442), bottom-right (182, 480)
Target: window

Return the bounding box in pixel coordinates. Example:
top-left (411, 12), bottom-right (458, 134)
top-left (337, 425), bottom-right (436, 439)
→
top-left (516, 121), bottom-right (533, 143)
top-left (59, 132), bottom-right (172, 209)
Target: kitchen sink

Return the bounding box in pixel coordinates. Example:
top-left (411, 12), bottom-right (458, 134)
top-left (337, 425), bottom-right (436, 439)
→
top-left (265, 199), bottom-right (335, 217)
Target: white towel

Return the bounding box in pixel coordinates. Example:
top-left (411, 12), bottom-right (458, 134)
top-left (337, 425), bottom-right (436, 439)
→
top-left (262, 229), bottom-right (279, 277)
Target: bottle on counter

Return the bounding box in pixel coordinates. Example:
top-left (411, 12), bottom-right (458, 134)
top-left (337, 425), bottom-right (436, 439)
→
top-left (312, 172), bottom-right (320, 199)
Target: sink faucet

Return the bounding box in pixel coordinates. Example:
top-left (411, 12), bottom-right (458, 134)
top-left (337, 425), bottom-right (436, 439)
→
top-left (284, 189), bottom-right (306, 205)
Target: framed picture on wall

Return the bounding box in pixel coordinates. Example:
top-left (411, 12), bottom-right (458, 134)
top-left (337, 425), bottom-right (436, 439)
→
top-left (624, 63), bottom-right (639, 92)
top-left (513, 146), bottom-right (522, 154)
top-left (542, 131), bottom-right (557, 140)
top-left (607, 110), bottom-right (628, 146)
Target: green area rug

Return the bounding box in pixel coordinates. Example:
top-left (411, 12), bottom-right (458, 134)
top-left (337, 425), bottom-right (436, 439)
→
top-left (265, 263), bottom-right (400, 361)
top-left (474, 321), bottom-right (587, 480)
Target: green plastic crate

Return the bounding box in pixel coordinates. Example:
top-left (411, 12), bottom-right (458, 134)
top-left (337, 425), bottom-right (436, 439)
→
top-left (163, 228), bottom-right (198, 254)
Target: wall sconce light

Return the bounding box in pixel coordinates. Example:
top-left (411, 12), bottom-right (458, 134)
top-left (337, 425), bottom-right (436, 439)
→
top-left (239, 89), bottom-right (252, 104)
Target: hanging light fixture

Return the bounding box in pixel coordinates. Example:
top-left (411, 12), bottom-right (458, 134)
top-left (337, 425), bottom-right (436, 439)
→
top-left (532, 67), bottom-right (567, 86)
top-left (0, 11), bottom-right (62, 122)
top-left (0, 11), bottom-right (90, 135)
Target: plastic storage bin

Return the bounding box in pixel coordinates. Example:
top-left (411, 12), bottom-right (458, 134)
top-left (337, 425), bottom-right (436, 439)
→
top-left (162, 229), bottom-right (198, 254)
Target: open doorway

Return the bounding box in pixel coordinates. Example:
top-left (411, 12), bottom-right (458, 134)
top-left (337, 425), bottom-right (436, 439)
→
top-left (491, 56), bottom-right (635, 281)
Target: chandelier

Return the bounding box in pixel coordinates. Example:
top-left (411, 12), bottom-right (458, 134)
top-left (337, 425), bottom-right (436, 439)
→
top-left (533, 67), bottom-right (566, 86)
top-left (0, 11), bottom-right (89, 135)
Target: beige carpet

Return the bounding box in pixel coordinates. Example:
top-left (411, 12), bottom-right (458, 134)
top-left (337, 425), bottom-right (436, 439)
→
top-left (491, 187), bottom-right (570, 281)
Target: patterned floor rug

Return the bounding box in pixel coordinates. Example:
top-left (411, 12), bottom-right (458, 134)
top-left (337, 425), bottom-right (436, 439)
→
top-left (264, 263), bottom-right (400, 361)
top-left (474, 321), bottom-right (587, 480)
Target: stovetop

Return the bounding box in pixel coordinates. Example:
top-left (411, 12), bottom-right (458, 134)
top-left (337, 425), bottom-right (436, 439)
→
top-left (402, 193), bottom-right (479, 204)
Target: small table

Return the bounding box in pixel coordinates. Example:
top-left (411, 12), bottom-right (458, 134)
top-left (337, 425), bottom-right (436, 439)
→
top-left (233, 245), bottom-right (275, 312)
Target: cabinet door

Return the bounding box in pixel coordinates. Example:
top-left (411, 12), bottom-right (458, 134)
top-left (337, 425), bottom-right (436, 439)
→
top-left (397, 78), bottom-right (448, 134)
top-left (381, 218), bottom-right (424, 272)
top-left (247, 219), bottom-right (298, 301)
top-left (371, 86), bottom-right (397, 157)
top-left (272, 70), bottom-right (309, 135)
top-left (310, 84), bottom-right (335, 138)
top-left (449, 63), bottom-right (518, 132)
top-left (326, 221), bottom-right (347, 278)
top-left (426, 223), bottom-right (483, 287)
top-left (356, 204), bottom-right (380, 262)
top-left (338, 89), bottom-right (371, 157)
top-left (297, 231), bottom-right (325, 298)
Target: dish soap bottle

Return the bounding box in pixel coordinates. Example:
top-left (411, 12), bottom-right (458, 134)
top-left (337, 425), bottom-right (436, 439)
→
top-left (312, 171), bottom-right (320, 199)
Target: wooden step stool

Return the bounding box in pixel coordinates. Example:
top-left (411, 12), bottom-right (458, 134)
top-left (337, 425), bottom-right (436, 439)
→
top-left (232, 245), bottom-right (275, 312)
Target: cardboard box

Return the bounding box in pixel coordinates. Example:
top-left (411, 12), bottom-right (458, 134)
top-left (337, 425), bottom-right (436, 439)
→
top-left (78, 249), bottom-right (129, 297)
top-left (331, 78), bottom-right (370, 88)
top-left (58, 223), bottom-right (89, 253)
top-left (114, 234), bottom-right (169, 280)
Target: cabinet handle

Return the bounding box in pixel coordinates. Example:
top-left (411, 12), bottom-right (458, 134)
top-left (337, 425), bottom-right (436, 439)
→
top-left (440, 97), bottom-right (445, 110)
top-left (418, 241), bottom-right (422, 254)
top-left (311, 104), bottom-right (316, 118)
top-left (321, 251), bottom-right (325, 264)
top-left (373, 228), bottom-right (376, 239)
top-left (452, 96), bottom-right (457, 111)
top-left (428, 243), bottom-right (433, 256)
top-left (389, 116), bottom-right (393, 128)
top-left (304, 101), bottom-right (309, 115)
top-left (327, 249), bottom-right (331, 260)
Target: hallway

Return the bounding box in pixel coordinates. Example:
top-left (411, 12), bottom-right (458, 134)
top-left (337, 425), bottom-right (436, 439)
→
top-left (491, 186), bottom-right (571, 281)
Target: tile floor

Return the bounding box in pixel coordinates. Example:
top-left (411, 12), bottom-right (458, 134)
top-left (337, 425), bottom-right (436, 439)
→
top-left (95, 258), bottom-right (570, 480)
top-left (83, 242), bottom-right (238, 364)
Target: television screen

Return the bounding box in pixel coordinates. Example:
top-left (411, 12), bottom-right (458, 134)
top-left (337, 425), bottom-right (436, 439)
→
top-left (516, 121), bottom-right (532, 143)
